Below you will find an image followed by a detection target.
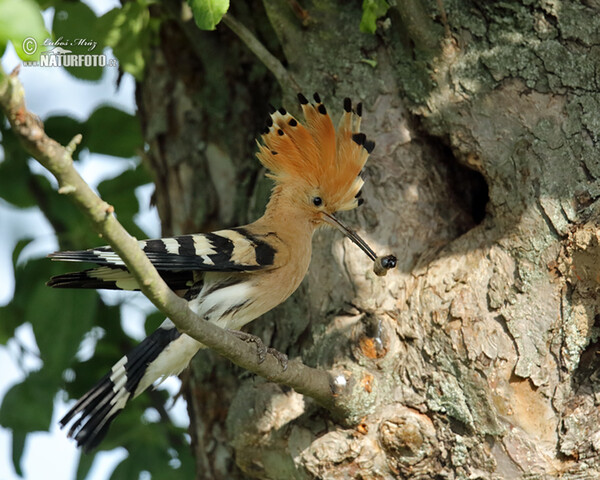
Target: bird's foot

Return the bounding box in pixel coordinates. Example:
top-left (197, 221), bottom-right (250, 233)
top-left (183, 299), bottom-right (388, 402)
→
top-left (228, 329), bottom-right (267, 362)
top-left (227, 330), bottom-right (288, 370)
top-left (266, 347), bottom-right (288, 371)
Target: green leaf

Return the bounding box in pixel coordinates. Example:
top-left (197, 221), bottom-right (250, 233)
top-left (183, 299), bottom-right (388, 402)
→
top-left (0, 156), bottom-right (35, 207)
top-left (0, 123), bottom-right (36, 207)
top-left (86, 106), bottom-right (142, 158)
top-left (188, 0), bottom-right (229, 30)
top-left (35, 0), bottom-right (57, 9)
top-left (52, 1), bottom-right (102, 80)
top-left (75, 448), bottom-right (96, 480)
top-left (28, 281), bottom-right (98, 377)
top-left (65, 304), bottom-right (124, 399)
top-left (0, 370), bottom-right (56, 432)
top-left (359, 0), bottom-right (389, 34)
top-left (11, 238), bottom-right (34, 267)
top-left (144, 310), bottom-right (164, 336)
top-left (97, 1), bottom-right (155, 80)
top-left (361, 58), bottom-right (378, 68)
top-left (30, 172), bottom-right (101, 248)
top-left (110, 421), bottom-right (194, 479)
top-left (97, 165), bottom-right (151, 239)
top-left (0, 239), bottom-right (34, 344)
top-left (11, 429), bottom-right (26, 476)
top-left (44, 115), bottom-right (87, 161)
top-left (0, 0), bottom-right (49, 60)
top-left (3, 255), bottom-right (98, 377)
top-left (0, 371), bottom-right (56, 476)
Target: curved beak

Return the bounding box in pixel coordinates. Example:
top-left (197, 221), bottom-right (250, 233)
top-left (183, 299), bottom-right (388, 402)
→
top-left (321, 213), bottom-right (377, 262)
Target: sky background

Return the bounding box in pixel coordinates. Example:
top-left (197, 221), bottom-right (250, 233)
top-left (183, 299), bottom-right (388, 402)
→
top-left (0, 2), bottom-right (187, 478)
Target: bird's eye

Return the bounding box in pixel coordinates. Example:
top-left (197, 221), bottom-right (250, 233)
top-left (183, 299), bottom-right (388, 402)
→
top-left (313, 196), bottom-right (323, 207)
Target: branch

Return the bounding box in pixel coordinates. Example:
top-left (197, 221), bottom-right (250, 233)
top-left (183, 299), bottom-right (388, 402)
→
top-left (162, 2), bottom-right (299, 94)
top-left (221, 13), bottom-right (300, 93)
top-left (0, 64), bottom-right (339, 412)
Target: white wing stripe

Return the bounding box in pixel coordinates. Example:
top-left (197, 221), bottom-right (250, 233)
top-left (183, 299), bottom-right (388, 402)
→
top-left (161, 238), bottom-right (181, 255)
top-left (192, 235), bottom-right (217, 256)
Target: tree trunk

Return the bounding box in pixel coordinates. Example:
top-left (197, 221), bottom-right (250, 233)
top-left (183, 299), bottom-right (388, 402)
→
top-left (138, 0), bottom-right (600, 478)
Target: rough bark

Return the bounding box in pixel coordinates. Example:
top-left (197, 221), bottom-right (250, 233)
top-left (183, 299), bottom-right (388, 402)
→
top-left (138, 0), bottom-right (600, 478)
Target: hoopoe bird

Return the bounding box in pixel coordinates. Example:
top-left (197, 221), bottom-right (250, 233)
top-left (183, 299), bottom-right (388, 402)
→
top-left (50, 93), bottom-right (396, 452)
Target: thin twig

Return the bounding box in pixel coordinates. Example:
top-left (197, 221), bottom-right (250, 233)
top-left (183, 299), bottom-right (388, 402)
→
top-left (436, 0), bottom-right (451, 39)
top-left (0, 63), bottom-right (338, 411)
top-left (221, 13), bottom-right (300, 93)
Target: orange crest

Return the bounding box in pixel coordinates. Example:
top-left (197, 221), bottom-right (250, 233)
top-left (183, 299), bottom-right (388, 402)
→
top-left (256, 93), bottom-right (374, 212)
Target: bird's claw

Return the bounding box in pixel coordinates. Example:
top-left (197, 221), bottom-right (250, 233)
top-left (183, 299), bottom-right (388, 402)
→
top-left (228, 330), bottom-right (287, 369)
top-left (228, 329), bottom-right (267, 362)
top-left (267, 348), bottom-right (288, 371)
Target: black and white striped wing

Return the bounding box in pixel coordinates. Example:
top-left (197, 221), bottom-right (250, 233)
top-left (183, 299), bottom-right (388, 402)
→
top-left (59, 322), bottom-right (184, 452)
top-left (47, 227), bottom-right (277, 290)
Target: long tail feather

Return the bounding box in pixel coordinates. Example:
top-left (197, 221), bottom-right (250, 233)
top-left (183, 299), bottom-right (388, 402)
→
top-left (60, 321), bottom-right (201, 452)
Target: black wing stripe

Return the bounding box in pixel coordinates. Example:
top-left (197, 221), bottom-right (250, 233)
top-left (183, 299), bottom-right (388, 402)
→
top-left (234, 227), bottom-right (277, 266)
top-left (176, 235), bottom-right (196, 257)
top-left (205, 233), bottom-right (234, 266)
top-left (143, 239), bottom-right (168, 254)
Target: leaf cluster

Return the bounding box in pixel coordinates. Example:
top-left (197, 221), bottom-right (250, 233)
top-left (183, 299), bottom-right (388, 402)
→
top-left (0, 1), bottom-right (193, 478)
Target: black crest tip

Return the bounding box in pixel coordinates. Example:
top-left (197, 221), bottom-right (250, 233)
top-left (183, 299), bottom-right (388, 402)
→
top-left (352, 133), bottom-right (366, 146)
top-left (277, 129), bottom-right (284, 136)
top-left (313, 92), bottom-right (321, 103)
top-left (289, 118), bottom-right (298, 127)
top-left (268, 103), bottom-right (276, 114)
top-left (298, 93), bottom-right (309, 105)
top-left (357, 198), bottom-right (365, 206)
top-left (364, 140), bottom-right (375, 153)
top-left (278, 107), bottom-right (287, 115)
top-left (317, 104), bottom-right (327, 115)
top-left (266, 116), bottom-right (273, 127)
top-left (343, 97), bottom-right (352, 112)
top-left (356, 102), bottom-right (363, 117)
